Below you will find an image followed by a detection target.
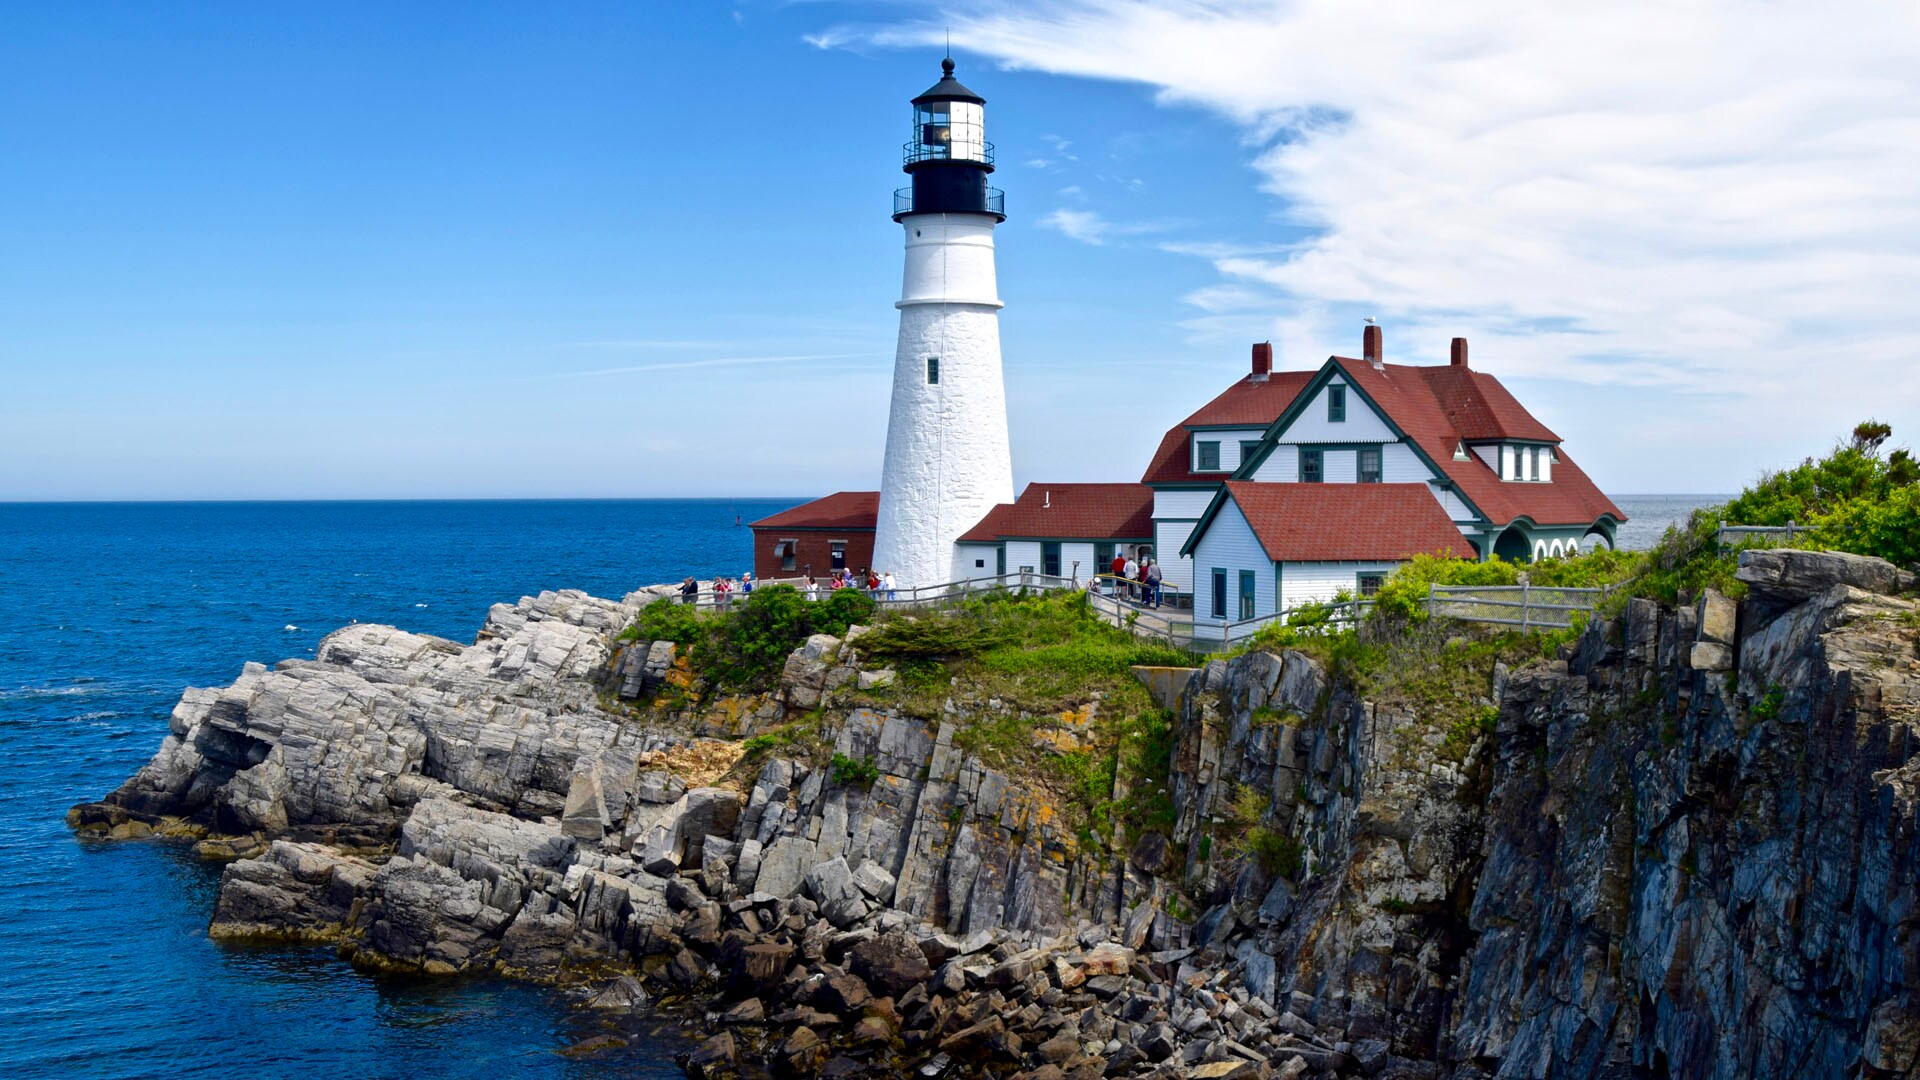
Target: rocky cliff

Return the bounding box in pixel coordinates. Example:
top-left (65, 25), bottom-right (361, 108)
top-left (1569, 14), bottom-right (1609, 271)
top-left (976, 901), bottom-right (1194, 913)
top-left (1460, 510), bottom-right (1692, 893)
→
top-left (71, 550), bottom-right (1920, 1079)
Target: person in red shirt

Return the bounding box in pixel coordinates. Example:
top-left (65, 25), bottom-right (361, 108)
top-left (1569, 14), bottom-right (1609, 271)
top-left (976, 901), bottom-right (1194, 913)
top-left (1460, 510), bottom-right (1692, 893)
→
top-left (1109, 552), bottom-right (1126, 594)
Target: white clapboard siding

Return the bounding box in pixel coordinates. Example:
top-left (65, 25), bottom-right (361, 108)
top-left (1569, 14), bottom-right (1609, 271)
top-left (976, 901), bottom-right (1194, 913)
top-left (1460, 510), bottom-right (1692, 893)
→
top-left (1250, 444), bottom-right (1300, 483)
top-left (1323, 449), bottom-right (1357, 483)
top-left (1190, 499), bottom-right (1276, 621)
top-left (1156, 522), bottom-right (1198, 591)
top-left (1062, 542), bottom-right (1096, 579)
top-left (1189, 429), bottom-right (1266, 474)
top-left (1154, 488), bottom-right (1216, 519)
top-left (1473, 444), bottom-right (1499, 471)
top-left (954, 544), bottom-right (1000, 579)
top-left (1383, 443), bottom-right (1431, 483)
top-left (1430, 483), bottom-right (1476, 521)
top-left (1282, 380), bottom-right (1397, 443)
top-left (1279, 561), bottom-right (1404, 610)
top-left (1004, 540), bottom-right (1043, 574)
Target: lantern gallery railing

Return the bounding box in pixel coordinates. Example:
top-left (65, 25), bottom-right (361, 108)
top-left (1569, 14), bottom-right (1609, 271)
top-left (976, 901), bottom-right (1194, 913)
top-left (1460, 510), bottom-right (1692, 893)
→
top-left (902, 138), bottom-right (994, 167)
top-left (894, 186), bottom-right (1005, 218)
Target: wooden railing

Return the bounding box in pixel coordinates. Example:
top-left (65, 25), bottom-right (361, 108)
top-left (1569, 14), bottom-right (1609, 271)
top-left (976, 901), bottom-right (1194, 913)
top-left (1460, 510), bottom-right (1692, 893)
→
top-left (1425, 582), bottom-right (1607, 631)
top-left (1717, 521), bottom-right (1801, 547)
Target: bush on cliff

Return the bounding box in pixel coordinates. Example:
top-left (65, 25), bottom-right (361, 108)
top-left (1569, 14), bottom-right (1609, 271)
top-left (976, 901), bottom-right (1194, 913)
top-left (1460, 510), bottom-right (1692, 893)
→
top-left (621, 585), bottom-right (878, 693)
top-left (1370, 549), bottom-right (1638, 623)
top-left (1632, 420), bottom-right (1920, 602)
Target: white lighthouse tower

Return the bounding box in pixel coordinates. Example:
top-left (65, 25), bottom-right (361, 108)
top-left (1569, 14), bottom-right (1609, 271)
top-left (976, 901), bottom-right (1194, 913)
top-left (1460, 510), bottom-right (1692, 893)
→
top-left (872, 59), bottom-right (1015, 588)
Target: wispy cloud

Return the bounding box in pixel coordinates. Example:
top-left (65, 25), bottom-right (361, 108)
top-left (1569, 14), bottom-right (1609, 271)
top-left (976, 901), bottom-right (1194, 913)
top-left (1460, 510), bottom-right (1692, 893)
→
top-left (1039, 207), bottom-right (1173, 245)
top-left (845, 0), bottom-right (1920, 419)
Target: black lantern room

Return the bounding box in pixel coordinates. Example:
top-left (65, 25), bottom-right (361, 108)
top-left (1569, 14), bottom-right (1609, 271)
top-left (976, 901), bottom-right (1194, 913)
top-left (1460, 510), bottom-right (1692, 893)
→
top-left (894, 59), bottom-right (1005, 222)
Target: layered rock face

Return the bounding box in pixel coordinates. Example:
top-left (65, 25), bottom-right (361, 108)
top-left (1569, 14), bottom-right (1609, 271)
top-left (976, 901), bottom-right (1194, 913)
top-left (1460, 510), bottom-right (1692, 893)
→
top-left (70, 550), bottom-right (1920, 1079)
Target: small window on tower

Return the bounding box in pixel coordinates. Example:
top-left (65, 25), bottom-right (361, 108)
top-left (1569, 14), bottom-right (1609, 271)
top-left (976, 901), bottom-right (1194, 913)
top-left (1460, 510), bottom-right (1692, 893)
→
top-left (1328, 385), bottom-right (1347, 422)
top-left (927, 356), bottom-right (940, 385)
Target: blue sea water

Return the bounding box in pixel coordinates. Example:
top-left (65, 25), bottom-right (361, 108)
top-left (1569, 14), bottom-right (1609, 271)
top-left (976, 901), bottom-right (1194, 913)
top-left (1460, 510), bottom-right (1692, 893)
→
top-left (0, 499), bottom-right (795, 1080)
top-left (0, 493), bottom-right (1719, 1079)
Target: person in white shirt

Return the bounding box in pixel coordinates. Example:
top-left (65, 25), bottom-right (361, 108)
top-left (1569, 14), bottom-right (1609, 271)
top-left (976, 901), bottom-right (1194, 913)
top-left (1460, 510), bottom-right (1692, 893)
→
top-left (805, 576), bottom-right (818, 602)
top-left (1122, 555), bottom-right (1139, 601)
top-left (883, 571), bottom-right (897, 601)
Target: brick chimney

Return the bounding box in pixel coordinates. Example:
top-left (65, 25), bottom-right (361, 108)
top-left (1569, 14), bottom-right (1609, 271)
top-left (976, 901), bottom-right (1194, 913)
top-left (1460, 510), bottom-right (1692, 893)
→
top-left (1251, 341), bottom-right (1272, 380)
top-left (1363, 321), bottom-right (1383, 368)
top-left (1450, 337), bottom-right (1469, 368)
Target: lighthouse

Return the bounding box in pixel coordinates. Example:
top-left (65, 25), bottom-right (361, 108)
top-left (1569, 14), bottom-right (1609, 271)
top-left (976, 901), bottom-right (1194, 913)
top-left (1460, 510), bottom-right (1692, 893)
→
top-left (871, 59), bottom-right (1016, 588)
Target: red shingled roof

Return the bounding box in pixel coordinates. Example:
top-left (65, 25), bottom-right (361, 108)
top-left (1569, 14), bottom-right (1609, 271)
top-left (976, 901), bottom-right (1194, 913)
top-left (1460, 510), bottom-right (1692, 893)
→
top-left (749, 491), bottom-right (878, 531)
top-left (960, 483), bottom-right (1154, 542)
top-left (1418, 364), bottom-right (1559, 443)
top-left (1329, 358), bottom-right (1622, 527)
top-left (1141, 372), bottom-right (1313, 483)
top-left (1211, 482), bottom-right (1477, 562)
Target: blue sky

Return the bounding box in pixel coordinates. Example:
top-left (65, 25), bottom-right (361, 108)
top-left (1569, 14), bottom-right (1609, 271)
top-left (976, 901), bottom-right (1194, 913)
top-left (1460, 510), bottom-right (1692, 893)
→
top-left (5, 1), bottom-right (1914, 500)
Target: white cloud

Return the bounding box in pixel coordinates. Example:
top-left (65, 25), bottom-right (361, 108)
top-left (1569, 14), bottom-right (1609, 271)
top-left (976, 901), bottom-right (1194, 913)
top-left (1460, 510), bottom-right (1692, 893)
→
top-left (1039, 206), bottom-right (1173, 245)
top-left (825, 0), bottom-right (1920, 486)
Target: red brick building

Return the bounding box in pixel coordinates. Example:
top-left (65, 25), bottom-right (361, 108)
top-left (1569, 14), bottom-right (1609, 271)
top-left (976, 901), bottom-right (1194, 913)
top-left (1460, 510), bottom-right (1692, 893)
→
top-left (747, 492), bottom-right (879, 581)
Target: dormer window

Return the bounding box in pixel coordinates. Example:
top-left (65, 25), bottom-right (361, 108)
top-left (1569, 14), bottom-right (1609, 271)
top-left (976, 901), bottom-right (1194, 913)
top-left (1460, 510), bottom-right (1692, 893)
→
top-left (1196, 440), bottom-right (1221, 471)
top-left (1327, 385), bottom-right (1347, 423)
top-left (1453, 441), bottom-right (1470, 462)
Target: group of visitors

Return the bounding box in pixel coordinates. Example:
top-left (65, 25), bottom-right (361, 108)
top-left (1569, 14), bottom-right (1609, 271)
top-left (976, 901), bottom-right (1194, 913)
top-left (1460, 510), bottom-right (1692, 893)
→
top-left (1095, 550), bottom-right (1163, 608)
top-left (802, 568), bottom-right (897, 602)
top-left (677, 573), bottom-right (759, 608)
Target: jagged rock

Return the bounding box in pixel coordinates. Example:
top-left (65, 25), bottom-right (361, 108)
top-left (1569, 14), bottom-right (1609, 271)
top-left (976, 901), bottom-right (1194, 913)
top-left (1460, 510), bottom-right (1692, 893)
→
top-left (1736, 547), bottom-right (1914, 606)
top-left (852, 860), bottom-right (897, 904)
top-left (755, 835), bottom-right (819, 898)
top-left (849, 931), bottom-right (933, 997)
top-left (1688, 640), bottom-right (1733, 671)
top-left (587, 975), bottom-right (649, 1010)
top-left (209, 840), bottom-right (374, 940)
top-left (686, 1030), bottom-right (737, 1079)
top-left (1697, 588), bottom-right (1738, 646)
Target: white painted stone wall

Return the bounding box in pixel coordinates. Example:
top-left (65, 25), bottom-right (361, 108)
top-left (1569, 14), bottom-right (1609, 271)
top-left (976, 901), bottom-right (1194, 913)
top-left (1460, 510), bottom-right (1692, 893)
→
top-left (873, 213), bottom-right (1015, 587)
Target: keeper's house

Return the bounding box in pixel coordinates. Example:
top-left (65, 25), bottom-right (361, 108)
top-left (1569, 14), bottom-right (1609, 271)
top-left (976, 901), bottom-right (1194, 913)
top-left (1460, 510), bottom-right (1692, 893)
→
top-left (1161, 325), bottom-right (1624, 623)
top-left (749, 324), bottom-right (1623, 610)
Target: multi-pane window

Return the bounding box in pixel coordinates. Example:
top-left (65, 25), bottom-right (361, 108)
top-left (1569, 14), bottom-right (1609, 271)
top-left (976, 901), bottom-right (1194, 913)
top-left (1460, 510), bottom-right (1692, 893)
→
top-left (1358, 446), bottom-right (1382, 484)
top-left (927, 356), bottom-right (940, 384)
top-left (1328, 385), bottom-right (1347, 422)
top-left (776, 539), bottom-right (798, 572)
top-left (1211, 569), bottom-right (1227, 618)
top-left (1240, 440), bottom-right (1262, 469)
top-left (1239, 570), bottom-right (1257, 620)
top-left (1357, 573), bottom-right (1385, 597)
top-left (1197, 440), bottom-right (1221, 471)
top-left (1041, 542), bottom-right (1061, 578)
top-left (1300, 448), bottom-right (1324, 483)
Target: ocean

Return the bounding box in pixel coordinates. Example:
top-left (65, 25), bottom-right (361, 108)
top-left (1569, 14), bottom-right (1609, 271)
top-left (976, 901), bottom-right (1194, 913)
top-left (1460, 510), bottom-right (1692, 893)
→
top-left (0, 494), bottom-right (1715, 1079)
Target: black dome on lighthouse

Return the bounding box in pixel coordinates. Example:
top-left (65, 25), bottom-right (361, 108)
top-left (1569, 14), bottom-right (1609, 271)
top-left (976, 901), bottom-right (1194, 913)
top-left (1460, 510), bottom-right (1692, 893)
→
top-left (912, 58), bottom-right (985, 105)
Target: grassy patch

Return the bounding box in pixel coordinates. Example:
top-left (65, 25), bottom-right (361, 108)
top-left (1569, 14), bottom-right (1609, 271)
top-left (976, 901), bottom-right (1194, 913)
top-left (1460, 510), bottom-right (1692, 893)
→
top-left (830, 752), bottom-right (880, 788)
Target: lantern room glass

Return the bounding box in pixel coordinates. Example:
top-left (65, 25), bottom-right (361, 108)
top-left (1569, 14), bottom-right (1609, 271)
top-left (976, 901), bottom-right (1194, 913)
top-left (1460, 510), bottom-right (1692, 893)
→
top-left (912, 101), bottom-right (986, 163)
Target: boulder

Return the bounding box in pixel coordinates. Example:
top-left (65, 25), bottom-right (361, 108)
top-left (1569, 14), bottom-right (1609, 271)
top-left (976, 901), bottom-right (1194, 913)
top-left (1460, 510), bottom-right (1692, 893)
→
top-left (1736, 548), bottom-right (1914, 606)
top-left (754, 835), bottom-right (820, 898)
top-left (849, 931), bottom-right (933, 997)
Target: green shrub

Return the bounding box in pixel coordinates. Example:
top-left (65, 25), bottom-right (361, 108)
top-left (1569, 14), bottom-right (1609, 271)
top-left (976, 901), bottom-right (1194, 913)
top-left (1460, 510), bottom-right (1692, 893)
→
top-left (621, 597), bottom-right (707, 645)
top-left (830, 752), bottom-right (880, 788)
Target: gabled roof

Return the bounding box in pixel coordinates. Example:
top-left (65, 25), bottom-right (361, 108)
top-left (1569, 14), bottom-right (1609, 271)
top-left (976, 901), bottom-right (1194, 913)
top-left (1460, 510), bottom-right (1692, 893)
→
top-left (1141, 371), bottom-right (1314, 484)
top-left (960, 483), bottom-right (1155, 543)
top-left (1185, 482), bottom-right (1477, 562)
top-left (749, 491), bottom-right (879, 531)
top-left (1325, 358), bottom-right (1622, 528)
top-left (1418, 364), bottom-right (1559, 443)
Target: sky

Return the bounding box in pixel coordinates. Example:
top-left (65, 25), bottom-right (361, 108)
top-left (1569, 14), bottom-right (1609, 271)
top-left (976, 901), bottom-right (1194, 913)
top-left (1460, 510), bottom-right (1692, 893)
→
top-left (4, 1), bottom-right (1916, 500)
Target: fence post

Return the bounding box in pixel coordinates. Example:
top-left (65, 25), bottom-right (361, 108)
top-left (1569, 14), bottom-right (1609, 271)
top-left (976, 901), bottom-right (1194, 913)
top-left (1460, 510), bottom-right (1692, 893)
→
top-left (1521, 580), bottom-right (1532, 632)
top-left (1786, 520), bottom-right (1797, 543)
top-left (1427, 583), bottom-right (1436, 619)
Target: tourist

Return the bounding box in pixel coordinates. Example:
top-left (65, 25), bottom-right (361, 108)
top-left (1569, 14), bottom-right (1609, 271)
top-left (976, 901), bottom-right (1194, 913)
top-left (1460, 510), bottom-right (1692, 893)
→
top-left (1146, 559), bottom-right (1164, 608)
top-left (679, 577), bottom-right (698, 605)
top-left (714, 576), bottom-right (732, 610)
top-left (805, 576), bottom-right (818, 602)
top-left (741, 572), bottom-right (754, 596)
top-left (883, 570), bottom-right (897, 601)
top-left (866, 569), bottom-right (881, 599)
top-left (1109, 550), bottom-right (1126, 592)
top-left (1123, 553), bottom-right (1139, 601)
top-left (829, 572), bottom-right (845, 591)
